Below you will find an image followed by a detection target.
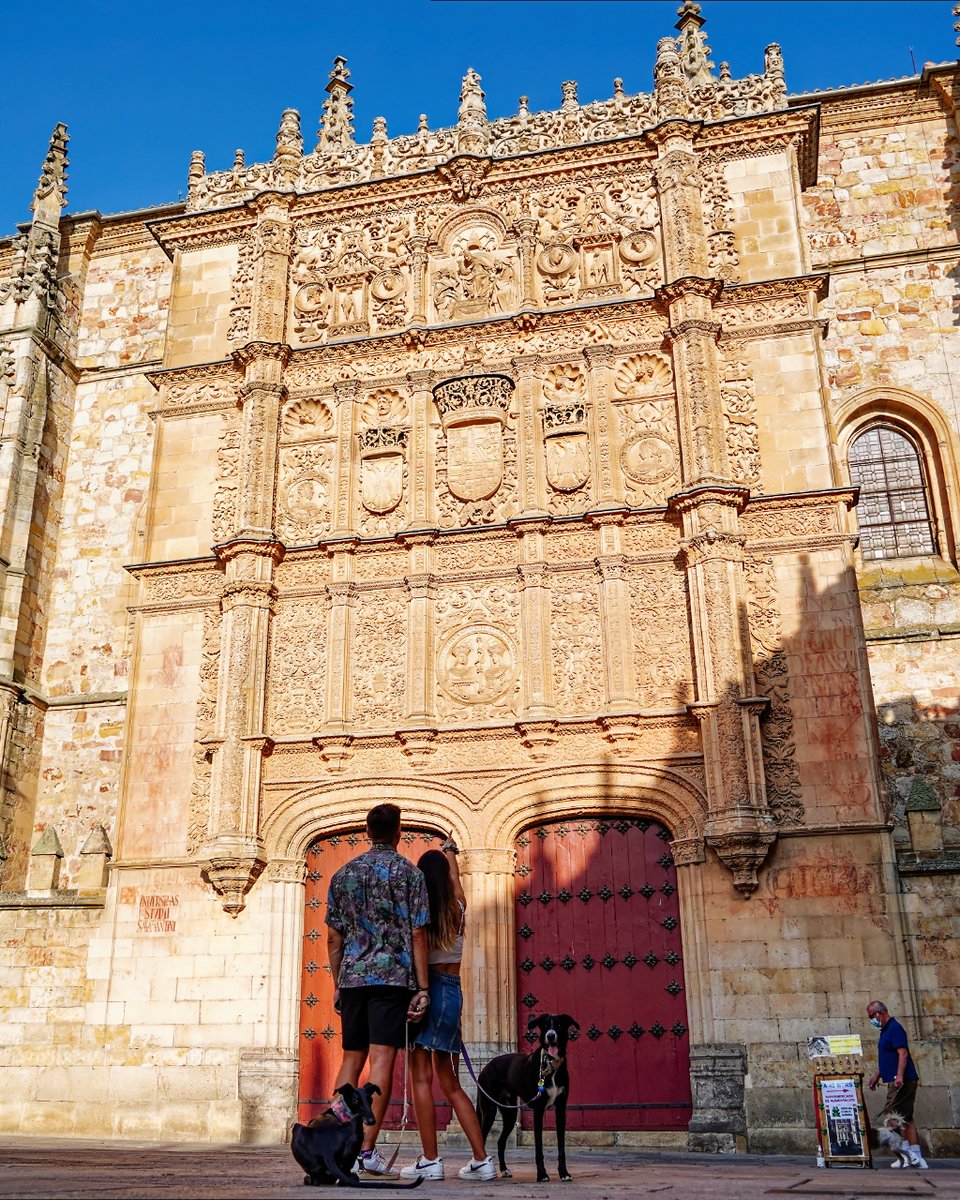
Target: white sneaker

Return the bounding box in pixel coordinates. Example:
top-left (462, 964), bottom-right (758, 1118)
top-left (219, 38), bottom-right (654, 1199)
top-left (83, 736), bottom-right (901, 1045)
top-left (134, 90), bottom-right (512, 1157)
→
top-left (458, 1156), bottom-right (497, 1181)
top-left (400, 1156), bottom-right (445, 1181)
top-left (359, 1147), bottom-right (398, 1177)
top-left (910, 1153), bottom-right (929, 1169)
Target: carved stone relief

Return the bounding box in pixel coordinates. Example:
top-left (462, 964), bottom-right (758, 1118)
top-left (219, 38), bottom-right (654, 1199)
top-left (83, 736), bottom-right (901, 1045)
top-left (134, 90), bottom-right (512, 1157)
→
top-left (211, 415), bottom-right (242, 545)
top-left (430, 218), bottom-right (517, 322)
top-left (352, 589), bottom-right (406, 729)
top-left (613, 353), bottom-right (679, 506)
top-left (627, 565), bottom-right (693, 708)
top-left (744, 557), bottom-right (804, 828)
top-left (542, 362), bottom-right (592, 516)
top-left (719, 353), bottom-right (762, 491)
top-left (280, 395), bottom-right (334, 441)
top-left (434, 583), bottom-right (520, 721)
top-left (276, 444), bottom-right (334, 543)
top-left (434, 374), bottom-right (518, 527)
top-left (357, 426), bottom-right (409, 535)
top-left (268, 597), bottom-right (328, 734)
top-left (188, 609), bottom-right (221, 855)
top-left (550, 571), bottom-right (604, 715)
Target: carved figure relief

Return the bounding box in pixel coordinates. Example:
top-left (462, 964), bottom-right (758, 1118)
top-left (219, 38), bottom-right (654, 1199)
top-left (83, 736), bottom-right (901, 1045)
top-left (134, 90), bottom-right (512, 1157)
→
top-left (434, 583), bottom-right (520, 720)
top-left (430, 220), bottom-right (517, 321)
top-left (352, 590), bottom-right (406, 729)
top-left (268, 598), bottom-right (328, 734)
top-left (276, 445), bottom-right (334, 542)
top-left (227, 239), bottom-right (255, 344)
top-left (188, 609), bottom-right (221, 855)
top-left (551, 573), bottom-right (604, 715)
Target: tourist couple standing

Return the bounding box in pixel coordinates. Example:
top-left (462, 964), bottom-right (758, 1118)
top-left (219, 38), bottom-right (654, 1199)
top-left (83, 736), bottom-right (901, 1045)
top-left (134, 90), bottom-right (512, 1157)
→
top-left (325, 803), bottom-right (497, 1182)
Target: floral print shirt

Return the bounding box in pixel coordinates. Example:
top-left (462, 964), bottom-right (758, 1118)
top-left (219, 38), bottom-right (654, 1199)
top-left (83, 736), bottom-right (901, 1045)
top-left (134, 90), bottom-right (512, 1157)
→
top-left (326, 844), bottom-right (430, 989)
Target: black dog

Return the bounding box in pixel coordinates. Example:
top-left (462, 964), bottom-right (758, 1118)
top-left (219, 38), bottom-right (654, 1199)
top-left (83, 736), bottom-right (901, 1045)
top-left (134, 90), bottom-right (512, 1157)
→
top-left (290, 1082), bottom-right (423, 1189)
top-left (476, 1012), bottom-right (579, 1183)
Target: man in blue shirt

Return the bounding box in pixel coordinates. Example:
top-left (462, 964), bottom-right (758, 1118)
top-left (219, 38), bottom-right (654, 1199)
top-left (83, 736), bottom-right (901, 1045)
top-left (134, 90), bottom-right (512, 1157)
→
top-left (326, 803), bottom-right (431, 1176)
top-left (866, 1000), bottom-right (927, 1168)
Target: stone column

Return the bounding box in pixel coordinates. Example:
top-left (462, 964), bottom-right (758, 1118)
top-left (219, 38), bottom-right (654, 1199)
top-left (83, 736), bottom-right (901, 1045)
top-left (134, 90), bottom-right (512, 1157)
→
top-left (201, 198), bottom-right (292, 917)
top-left (516, 553), bottom-right (554, 722)
top-left (511, 354), bottom-right (546, 516)
top-left (652, 125), bottom-right (777, 897)
top-left (515, 217), bottom-right (538, 309)
top-left (582, 346), bottom-right (622, 506)
top-left (460, 847), bottom-right (517, 1069)
top-left (407, 235), bottom-right (429, 325)
top-left (405, 370), bottom-right (435, 529)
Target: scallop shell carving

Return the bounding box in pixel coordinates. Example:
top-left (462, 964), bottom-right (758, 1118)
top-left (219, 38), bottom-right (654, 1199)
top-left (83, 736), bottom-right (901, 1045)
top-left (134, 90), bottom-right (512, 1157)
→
top-left (360, 389), bottom-right (408, 428)
top-left (614, 354), bottom-right (673, 397)
top-left (281, 397), bottom-right (334, 438)
top-left (542, 362), bottom-right (585, 400)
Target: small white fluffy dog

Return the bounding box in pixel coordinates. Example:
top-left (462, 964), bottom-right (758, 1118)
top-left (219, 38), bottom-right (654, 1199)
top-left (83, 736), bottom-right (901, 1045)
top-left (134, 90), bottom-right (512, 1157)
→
top-left (874, 1112), bottom-right (918, 1167)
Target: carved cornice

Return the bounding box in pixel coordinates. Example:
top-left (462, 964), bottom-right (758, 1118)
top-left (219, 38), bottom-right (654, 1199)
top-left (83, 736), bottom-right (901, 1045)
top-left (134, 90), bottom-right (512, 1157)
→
top-left (656, 276), bottom-right (724, 307)
top-left (668, 484), bottom-right (749, 516)
top-left (214, 537), bottom-right (285, 566)
top-left (432, 373), bottom-right (515, 430)
top-left (147, 205), bottom-right (254, 258)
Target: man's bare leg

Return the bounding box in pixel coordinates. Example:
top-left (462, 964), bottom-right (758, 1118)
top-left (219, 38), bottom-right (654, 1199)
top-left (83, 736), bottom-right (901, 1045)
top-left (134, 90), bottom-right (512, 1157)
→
top-left (334, 1048), bottom-right (368, 1091)
top-left (362, 1042), bottom-right (399, 1150)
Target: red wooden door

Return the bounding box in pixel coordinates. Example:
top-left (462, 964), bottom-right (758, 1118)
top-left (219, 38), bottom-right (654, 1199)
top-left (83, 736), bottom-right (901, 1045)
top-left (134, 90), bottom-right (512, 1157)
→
top-left (298, 826), bottom-right (449, 1127)
top-left (514, 816), bottom-right (692, 1131)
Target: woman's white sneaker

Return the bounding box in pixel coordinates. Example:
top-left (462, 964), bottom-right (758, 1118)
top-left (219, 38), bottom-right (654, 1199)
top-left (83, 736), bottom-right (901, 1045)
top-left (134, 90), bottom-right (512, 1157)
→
top-left (400, 1156), bottom-right (445, 1181)
top-left (359, 1147), bottom-right (397, 1176)
top-left (458, 1156), bottom-right (497, 1181)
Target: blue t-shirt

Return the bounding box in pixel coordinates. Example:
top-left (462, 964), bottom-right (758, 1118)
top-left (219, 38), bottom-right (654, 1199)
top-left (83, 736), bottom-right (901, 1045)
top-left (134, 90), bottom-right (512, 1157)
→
top-left (877, 1016), bottom-right (918, 1083)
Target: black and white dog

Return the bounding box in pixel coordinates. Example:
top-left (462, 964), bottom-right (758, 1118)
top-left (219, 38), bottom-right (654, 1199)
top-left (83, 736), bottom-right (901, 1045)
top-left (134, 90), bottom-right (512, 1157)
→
top-left (290, 1083), bottom-right (423, 1189)
top-left (476, 1012), bottom-right (579, 1183)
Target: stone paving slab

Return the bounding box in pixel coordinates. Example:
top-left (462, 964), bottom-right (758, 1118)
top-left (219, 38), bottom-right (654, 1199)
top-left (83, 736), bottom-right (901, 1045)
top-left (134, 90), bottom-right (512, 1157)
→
top-left (0, 1140), bottom-right (958, 1200)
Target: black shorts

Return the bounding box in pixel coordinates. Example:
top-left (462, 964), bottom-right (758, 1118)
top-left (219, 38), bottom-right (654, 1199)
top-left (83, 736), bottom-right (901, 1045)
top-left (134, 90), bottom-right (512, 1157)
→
top-left (339, 985), bottom-right (411, 1051)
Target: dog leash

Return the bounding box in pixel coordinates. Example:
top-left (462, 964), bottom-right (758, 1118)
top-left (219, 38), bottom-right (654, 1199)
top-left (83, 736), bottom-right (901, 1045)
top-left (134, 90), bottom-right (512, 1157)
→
top-left (458, 1042), bottom-right (549, 1110)
top-left (384, 1021), bottom-right (412, 1173)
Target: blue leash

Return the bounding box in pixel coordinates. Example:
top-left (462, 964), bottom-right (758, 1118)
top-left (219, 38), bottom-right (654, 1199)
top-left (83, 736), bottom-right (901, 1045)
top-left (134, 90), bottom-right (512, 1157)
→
top-left (457, 1041), bottom-right (548, 1110)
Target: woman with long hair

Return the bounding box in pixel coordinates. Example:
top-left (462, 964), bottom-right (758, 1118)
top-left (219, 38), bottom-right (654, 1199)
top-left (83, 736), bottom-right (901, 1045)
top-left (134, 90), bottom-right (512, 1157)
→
top-left (399, 840), bottom-right (496, 1182)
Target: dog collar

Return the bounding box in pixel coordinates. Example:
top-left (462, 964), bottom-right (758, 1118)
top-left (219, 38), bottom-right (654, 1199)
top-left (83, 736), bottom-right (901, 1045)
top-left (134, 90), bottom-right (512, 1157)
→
top-left (328, 1095), bottom-right (357, 1124)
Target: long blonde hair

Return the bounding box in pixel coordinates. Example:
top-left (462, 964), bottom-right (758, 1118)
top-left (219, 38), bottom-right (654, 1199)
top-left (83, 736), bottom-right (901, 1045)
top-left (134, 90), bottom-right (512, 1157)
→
top-left (418, 849), bottom-right (460, 950)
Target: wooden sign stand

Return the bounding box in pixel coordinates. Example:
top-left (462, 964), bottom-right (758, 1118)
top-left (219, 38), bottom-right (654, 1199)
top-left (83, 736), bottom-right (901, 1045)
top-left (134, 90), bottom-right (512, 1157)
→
top-left (812, 1056), bottom-right (871, 1169)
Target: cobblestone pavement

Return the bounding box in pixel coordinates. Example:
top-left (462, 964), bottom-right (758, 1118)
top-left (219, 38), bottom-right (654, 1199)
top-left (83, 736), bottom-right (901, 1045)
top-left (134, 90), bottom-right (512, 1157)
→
top-left (0, 1139), bottom-right (959, 1200)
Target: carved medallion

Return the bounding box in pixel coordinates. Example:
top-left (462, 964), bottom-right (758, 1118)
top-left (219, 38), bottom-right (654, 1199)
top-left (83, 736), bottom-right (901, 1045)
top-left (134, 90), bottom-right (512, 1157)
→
top-left (621, 436), bottom-right (676, 484)
top-left (370, 269), bottom-right (405, 301)
top-left (282, 475), bottom-right (330, 526)
top-left (545, 432), bottom-right (590, 492)
top-left (537, 243), bottom-right (577, 277)
top-left (620, 231), bottom-right (658, 264)
top-left (438, 625), bottom-right (518, 705)
top-left (446, 420), bottom-right (504, 501)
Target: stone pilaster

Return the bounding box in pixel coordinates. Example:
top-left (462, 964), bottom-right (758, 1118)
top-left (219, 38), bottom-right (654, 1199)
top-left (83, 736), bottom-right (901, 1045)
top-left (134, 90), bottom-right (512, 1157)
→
top-left (516, 529), bottom-right (554, 719)
top-left (405, 370), bottom-right (435, 528)
top-left (403, 566), bottom-right (437, 727)
top-left (582, 345), bottom-right (621, 506)
top-left (247, 193), bottom-right (294, 344)
top-left (323, 578), bottom-right (358, 731)
top-left (460, 847), bottom-right (517, 1065)
top-left (672, 488), bottom-right (776, 896)
top-left (332, 381), bottom-right (359, 536)
top-left (511, 355), bottom-right (546, 515)
top-left (262, 858), bottom-right (308, 1052)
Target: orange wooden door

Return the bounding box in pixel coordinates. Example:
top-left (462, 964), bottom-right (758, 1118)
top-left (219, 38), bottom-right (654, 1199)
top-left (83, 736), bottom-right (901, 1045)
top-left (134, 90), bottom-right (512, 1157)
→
top-left (298, 826), bottom-right (450, 1128)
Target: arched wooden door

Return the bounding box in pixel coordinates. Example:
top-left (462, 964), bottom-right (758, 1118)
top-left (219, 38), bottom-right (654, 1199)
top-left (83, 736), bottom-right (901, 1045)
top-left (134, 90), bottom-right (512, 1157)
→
top-left (514, 816), bottom-right (692, 1131)
top-left (298, 826), bottom-right (449, 1127)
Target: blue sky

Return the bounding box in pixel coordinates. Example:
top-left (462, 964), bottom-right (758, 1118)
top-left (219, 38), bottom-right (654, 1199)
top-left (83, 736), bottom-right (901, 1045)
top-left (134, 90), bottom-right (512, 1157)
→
top-left (0, 1), bottom-right (955, 237)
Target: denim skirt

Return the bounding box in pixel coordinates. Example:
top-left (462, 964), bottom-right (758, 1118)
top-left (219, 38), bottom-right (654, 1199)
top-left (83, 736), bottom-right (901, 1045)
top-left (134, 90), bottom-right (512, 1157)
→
top-left (411, 968), bottom-right (463, 1054)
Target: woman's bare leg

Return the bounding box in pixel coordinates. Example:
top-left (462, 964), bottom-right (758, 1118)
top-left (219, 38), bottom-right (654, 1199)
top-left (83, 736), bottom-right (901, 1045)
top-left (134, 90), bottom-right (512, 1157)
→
top-left (434, 1052), bottom-right (488, 1161)
top-left (409, 1045), bottom-right (439, 1161)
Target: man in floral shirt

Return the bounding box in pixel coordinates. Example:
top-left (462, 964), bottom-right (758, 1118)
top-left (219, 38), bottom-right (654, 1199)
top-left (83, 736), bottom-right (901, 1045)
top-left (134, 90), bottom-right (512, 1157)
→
top-left (326, 804), bottom-right (430, 1175)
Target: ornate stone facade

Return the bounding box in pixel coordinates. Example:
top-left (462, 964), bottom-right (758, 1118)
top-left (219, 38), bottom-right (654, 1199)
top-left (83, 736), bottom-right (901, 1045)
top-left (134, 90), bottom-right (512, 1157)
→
top-left (0, 0), bottom-right (958, 1156)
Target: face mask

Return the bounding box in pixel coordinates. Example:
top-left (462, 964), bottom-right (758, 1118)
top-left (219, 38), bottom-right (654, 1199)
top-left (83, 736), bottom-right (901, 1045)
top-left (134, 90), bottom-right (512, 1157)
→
top-left (870, 1017), bottom-right (882, 1028)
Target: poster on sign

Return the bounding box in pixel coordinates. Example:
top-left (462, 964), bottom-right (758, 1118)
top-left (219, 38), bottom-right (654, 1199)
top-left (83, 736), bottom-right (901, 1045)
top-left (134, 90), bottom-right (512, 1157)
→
top-left (815, 1075), bottom-right (870, 1166)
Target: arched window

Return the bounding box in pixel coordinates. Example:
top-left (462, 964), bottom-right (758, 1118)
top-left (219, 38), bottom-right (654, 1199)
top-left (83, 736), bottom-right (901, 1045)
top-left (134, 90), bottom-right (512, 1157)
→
top-left (847, 425), bottom-right (936, 560)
